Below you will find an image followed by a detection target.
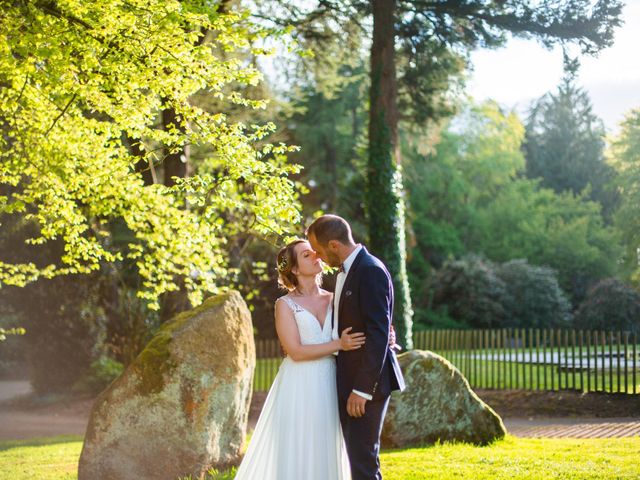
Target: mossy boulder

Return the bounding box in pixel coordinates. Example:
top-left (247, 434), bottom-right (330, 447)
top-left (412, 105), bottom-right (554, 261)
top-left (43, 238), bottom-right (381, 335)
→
top-left (381, 350), bottom-right (506, 447)
top-left (78, 291), bottom-right (255, 480)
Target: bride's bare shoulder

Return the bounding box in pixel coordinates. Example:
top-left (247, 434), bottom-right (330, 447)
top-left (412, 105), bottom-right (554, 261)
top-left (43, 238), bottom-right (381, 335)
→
top-left (275, 294), bottom-right (291, 305)
top-left (274, 296), bottom-right (294, 316)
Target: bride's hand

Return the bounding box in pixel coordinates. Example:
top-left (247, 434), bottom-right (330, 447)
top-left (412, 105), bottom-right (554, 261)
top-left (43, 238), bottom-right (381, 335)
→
top-left (389, 325), bottom-right (402, 351)
top-left (339, 327), bottom-right (365, 351)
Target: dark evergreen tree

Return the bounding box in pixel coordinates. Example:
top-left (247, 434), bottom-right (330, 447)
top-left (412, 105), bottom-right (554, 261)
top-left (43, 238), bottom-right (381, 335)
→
top-left (524, 72), bottom-right (618, 220)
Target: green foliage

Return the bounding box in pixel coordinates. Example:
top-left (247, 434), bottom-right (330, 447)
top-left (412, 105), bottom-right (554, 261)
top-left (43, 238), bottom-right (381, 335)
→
top-left (496, 260), bottom-right (572, 329)
top-left (263, 0), bottom-right (624, 129)
top-left (573, 278), bottom-right (640, 334)
top-left (395, 36), bottom-right (466, 125)
top-left (429, 254), bottom-right (508, 329)
top-left (407, 101), bottom-right (621, 306)
top-left (0, 0), bottom-right (302, 309)
top-left (286, 64), bottom-right (369, 225)
top-left (472, 179), bottom-right (621, 302)
top-left (71, 355), bottom-right (124, 395)
top-left (406, 101), bottom-right (526, 268)
top-left (0, 311), bottom-right (26, 375)
top-left (0, 327), bottom-right (25, 342)
top-left (427, 255), bottom-right (572, 330)
top-left (4, 272), bottom-right (109, 394)
top-left (368, 61), bottom-right (414, 347)
top-left (524, 75), bottom-right (618, 219)
top-left (610, 108), bottom-right (640, 283)
top-left (99, 280), bottom-right (162, 366)
top-left (0, 213), bottom-right (112, 391)
top-left (414, 305), bottom-right (467, 331)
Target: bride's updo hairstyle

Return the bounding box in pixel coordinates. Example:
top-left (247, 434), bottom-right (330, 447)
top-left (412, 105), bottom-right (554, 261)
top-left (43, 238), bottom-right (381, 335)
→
top-left (276, 239), bottom-right (322, 291)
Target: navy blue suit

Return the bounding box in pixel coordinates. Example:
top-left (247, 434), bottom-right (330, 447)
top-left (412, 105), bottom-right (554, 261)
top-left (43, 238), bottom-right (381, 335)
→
top-left (333, 247), bottom-right (405, 480)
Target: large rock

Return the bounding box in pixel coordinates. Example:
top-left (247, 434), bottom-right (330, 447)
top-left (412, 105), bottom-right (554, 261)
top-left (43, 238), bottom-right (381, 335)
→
top-left (78, 291), bottom-right (255, 480)
top-left (382, 350), bottom-right (506, 447)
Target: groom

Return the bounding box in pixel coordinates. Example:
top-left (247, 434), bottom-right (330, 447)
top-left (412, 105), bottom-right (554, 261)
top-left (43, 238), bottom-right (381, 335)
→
top-left (307, 214), bottom-right (405, 480)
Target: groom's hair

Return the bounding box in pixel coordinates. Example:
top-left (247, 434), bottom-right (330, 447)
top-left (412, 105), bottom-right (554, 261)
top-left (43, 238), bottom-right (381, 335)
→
top-left (306, 214), bottom-right (353, 246)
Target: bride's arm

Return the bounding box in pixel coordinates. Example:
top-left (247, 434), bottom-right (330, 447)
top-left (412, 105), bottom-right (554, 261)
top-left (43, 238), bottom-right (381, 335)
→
top-left (275, 299), bottom-right (364, 361)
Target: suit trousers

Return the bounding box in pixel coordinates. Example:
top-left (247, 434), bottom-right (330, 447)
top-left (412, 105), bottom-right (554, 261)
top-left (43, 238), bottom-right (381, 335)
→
top-left (338, 394), bottom-right (390, 480)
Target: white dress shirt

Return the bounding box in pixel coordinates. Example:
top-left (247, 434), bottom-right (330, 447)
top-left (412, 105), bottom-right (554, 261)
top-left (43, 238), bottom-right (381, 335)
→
top-left (331, 245), bottom-right (373, 401)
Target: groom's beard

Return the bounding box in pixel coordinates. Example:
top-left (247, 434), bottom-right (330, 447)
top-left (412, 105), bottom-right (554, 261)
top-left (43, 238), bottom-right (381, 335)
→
top-left (326, 250), bottom-right (341, 268)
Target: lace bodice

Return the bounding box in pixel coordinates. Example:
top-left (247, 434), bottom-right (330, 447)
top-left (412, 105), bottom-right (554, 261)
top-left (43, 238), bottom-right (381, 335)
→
top-left (278, 296), bottom-right (333, 346)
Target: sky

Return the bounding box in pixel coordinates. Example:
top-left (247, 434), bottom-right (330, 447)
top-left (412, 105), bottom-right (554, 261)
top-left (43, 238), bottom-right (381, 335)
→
top-left (467, 1), bottom-right (640, 134)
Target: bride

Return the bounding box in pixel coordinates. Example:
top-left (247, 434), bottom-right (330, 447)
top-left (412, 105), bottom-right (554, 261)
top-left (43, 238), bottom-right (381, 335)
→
top-left (234, 239), bottom-right (365, 480)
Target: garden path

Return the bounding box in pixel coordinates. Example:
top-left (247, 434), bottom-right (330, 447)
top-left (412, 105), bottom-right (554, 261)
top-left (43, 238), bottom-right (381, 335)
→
top-left (1, 382), bottom-right (639, 440)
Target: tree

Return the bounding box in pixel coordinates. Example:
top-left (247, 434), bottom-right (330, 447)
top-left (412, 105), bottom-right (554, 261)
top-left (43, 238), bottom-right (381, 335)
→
top-left (574, 278), bottom-right (640, 334)
top-left (367, 0), bottom-right (416, 346)
top-left (286, 63), bottom-right (369, 221)
top-left (369, 0), bottom-right (622, 346)
top-left (609, 108), bottom-right (640, 283)
top-left (405, 101), bottom-right (524, 318)
top-left (496, 259), bottom-right (571, 329)
top-left (406, 101), bottom-right (621, 306)
top-left (426, 256), bottom-right (572, 330)
top-left (524, 73), bottom-right (618, 219)
top-left (7, 273), bottom-right (107, 393)
top-left (429, 254), bottom-right (508, 329)
top-left (472, 179), bottom-right (620, 303)
top-left (256, 0), bottom-right (624, 347)
top-left (0, 0), bottom-right (301, 309)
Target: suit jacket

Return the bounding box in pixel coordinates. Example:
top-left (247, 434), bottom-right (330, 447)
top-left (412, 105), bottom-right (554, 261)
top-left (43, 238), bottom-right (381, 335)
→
top-left (333, 246), bottom-right (406, 401)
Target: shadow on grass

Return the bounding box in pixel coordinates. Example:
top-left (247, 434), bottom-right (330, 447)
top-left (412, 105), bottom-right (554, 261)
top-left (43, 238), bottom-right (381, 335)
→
top-left (0, 434), bottom-right (84, 452)
top-left (181, 438), bottom-right (511, 480)
top-left (380, 435), bottom-right (509, 455)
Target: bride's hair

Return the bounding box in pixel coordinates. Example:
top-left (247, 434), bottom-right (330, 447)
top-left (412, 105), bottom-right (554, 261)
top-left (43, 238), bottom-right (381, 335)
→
top-left (276, 239), bottom-right (322, 291)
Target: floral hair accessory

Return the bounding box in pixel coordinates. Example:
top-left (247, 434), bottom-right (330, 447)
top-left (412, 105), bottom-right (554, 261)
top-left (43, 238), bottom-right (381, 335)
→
top-left (277, 256), bottom-right (288, 272)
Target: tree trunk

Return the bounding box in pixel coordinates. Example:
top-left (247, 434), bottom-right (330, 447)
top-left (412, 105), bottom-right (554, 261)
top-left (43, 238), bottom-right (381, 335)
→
top-left (161, 106), bottom-right (190, 187)
top-left (368, 0), bottom-right (413, 347)
top-left (159, 106), bottom-right (191, 322)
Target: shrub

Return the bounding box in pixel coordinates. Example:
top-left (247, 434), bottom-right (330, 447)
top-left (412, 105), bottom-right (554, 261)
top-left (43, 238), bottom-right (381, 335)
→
top-left (72, 356), bottom-right (124, 395)
top-left (2, 274), bottom-right (108, 394)
top-left (573, 278), bottom-right (640, 334)
top-left (496, 259), bottom-right (572, 328)
top-left (427, 255), bottom-right (572, 329)
top-left (430, 254), bottom-right (508, 328)
top-left (413, 304), bottom-right (468, 330)
top-left (0, 311), bottom-right (28, 379)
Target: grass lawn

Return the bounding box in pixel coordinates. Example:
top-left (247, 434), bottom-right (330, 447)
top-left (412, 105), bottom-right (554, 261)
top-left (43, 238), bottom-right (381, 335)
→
top-left (379, 436), bottom-right (640, 480)
top-left (0, 435), bottom-right (81, 480)
top-left (2, 435), bottom-right (639, 479)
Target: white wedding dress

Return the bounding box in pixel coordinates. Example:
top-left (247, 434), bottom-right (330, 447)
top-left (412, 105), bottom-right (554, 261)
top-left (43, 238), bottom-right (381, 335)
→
top-left (235, 296), bottom-right (351, 480)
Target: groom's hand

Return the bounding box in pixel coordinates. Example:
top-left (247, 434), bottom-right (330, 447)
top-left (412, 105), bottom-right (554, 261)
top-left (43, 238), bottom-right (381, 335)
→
top-left (347, 392), bottom-right (367, 418)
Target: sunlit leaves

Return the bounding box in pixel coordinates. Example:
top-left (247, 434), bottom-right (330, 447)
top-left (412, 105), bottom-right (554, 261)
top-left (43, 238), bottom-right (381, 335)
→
top-left (0, 0), bottom-right (302, 308)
